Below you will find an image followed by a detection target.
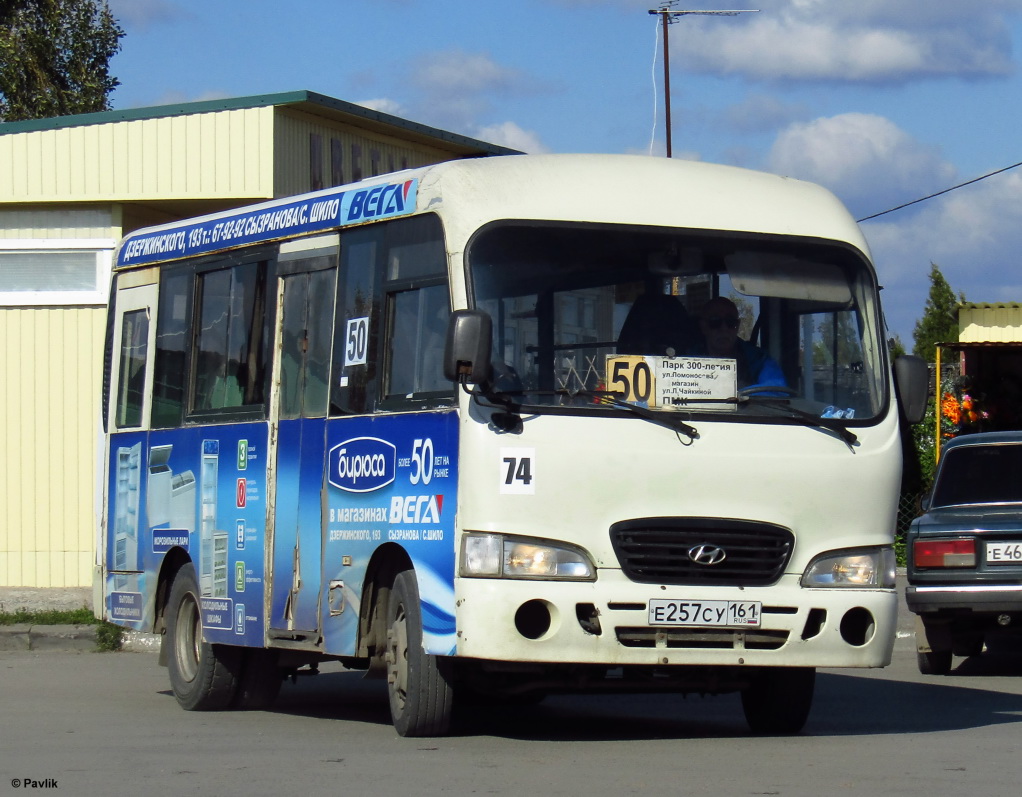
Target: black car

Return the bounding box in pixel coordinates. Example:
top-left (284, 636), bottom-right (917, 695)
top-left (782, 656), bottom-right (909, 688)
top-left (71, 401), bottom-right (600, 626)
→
top-left (906, 431), bottom-right (1022, 674)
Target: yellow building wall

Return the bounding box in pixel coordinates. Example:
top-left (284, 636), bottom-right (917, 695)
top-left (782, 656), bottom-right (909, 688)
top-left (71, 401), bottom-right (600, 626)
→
top-left (959, 304), bottom-right (1022, 343)
top-left (0, 307), bottom-right (106, 587)
top-left (272, 109), bottom-right (462, 197)
top-left (0, 107), bottom-right (274, 203)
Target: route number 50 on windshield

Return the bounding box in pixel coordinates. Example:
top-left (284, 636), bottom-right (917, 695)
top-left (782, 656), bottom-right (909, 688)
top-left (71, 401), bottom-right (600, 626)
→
top-left (608, 356), bottom-right (653, 403)
top-left (606, 355), bottom-right (737, 407)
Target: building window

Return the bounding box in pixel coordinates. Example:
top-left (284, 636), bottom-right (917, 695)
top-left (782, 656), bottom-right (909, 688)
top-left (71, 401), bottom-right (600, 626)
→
top-left (310, 133), bottom-right (324, 191)
top-left (0, 242), bottom-right (112, 306)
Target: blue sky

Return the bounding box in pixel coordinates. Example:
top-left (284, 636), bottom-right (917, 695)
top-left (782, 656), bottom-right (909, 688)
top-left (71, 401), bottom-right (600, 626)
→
top-left (104, 0), bottom-right (1022, 345)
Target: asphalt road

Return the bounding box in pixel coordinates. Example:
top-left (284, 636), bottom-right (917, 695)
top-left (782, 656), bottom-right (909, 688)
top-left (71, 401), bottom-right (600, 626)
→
top-left (3, 634), bottom-right (1022, 797)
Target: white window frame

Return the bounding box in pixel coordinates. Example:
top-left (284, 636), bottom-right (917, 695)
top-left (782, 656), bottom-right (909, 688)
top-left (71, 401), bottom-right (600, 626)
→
top-left (0, 239), bottom-right (114, 306)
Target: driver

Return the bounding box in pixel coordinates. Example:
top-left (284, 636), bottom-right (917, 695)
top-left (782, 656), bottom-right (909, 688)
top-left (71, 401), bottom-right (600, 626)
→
top-left (697, 297), bottom-right (786, 391)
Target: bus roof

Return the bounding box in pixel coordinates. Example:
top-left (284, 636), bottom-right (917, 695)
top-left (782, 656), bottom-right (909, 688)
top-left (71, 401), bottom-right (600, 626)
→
top-left (114, 154), bottom-right (870, 271)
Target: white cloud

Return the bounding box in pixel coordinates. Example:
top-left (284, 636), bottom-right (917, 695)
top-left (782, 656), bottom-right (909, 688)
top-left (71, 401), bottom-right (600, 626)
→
top-left (411, 51), bottom-right (526, 99)
top-left (669, 0), bottom-right (1019, 83)
top-left (106, 0), bottom-right (185, 30)
top-left (354, 98), bottom-right (407, 117)
top-left (862, 169), bottom-right (1022, 342)
top-left (473, 122), bottom-right (550, 154)
top-left (767, 113), bottom-right (956, 218)
top-left (408, 50), bottom-right (533, 129)
top-left (396, 49), bottom-right (545, 139)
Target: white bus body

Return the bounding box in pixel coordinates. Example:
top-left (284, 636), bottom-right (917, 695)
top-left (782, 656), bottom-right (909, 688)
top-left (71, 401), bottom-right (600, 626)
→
top-left (99, 154), bottom-right (927, 736)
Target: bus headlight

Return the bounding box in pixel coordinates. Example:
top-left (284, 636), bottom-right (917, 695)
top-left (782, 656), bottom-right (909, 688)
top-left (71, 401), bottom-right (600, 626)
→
top-left (460, 533), bottom-right (595, 580)
top-left (802, 547), bottom-right (896, 589)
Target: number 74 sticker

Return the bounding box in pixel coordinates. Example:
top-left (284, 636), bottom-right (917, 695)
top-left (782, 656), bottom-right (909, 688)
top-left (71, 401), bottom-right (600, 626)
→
top-left (500, 448), bottom-right (535, 494)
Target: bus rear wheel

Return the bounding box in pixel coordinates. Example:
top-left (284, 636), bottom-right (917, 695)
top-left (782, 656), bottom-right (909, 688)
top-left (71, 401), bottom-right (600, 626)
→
top-left (385, 568), bottom-right (454, 737)
top-left (741, 667), bottom-right (815, 735)
top-left (166, 563), bottom-right (240, 710)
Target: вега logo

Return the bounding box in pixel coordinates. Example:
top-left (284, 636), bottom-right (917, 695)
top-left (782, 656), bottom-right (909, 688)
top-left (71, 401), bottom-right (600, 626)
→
top-left (328, 437), bottom-right (396, 493)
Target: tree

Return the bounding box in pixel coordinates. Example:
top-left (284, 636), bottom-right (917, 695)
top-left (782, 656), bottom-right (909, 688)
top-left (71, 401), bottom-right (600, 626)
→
top-left (912, 263), bottom-right (964, 363)
top-left (0, 0), bottom-right (123, 122)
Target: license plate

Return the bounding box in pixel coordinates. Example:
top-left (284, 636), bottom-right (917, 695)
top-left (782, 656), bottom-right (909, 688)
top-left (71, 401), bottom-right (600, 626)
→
top-left (986, 542), bottom-right (1022, 564)
top-left (648, 599), bottom-right (761, 627)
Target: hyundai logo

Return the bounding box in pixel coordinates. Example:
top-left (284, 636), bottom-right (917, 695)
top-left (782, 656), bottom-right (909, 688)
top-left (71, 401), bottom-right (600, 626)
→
top-left (688, 544), bottom-right (727, 566)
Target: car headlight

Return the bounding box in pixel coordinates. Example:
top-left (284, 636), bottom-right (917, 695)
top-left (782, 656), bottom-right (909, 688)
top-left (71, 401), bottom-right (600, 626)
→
top-left (802, 547), bottom-right (896, 589)
top-left (460, 533), bottom-right (595, 580)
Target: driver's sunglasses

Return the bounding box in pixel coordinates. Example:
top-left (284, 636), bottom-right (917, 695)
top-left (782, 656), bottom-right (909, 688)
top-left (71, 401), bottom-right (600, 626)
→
top-left (703, 316), bottom-right (740, 330)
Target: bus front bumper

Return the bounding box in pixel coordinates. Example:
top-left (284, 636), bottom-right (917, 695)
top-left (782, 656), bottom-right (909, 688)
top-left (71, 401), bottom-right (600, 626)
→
top-left (452, 571), bottom-right (897, 669)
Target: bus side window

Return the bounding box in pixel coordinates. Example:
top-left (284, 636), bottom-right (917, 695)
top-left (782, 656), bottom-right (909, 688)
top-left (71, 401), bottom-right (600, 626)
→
top-left (152, 269), bottom-right (192, 428)
top-left (114, 308), bottom-right (149, 428)
top-left (330, 213), bottom-right (451, 414)
top-left (279, 266), bottom-right (337, 420)
top-left (380, 215), bottom-right (452, 405)
top-left (385, 283), bottom-right (450, 398)
top-left (192, 261), bottom-right (269, 414)
top-left (331, 230), bottom-right (379, 415)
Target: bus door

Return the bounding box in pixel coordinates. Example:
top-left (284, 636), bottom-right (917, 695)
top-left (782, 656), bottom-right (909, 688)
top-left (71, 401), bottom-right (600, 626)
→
top-left (267, 236), bottom-right (339, 638)
top-left (106, 276), bottom-right (159, 620)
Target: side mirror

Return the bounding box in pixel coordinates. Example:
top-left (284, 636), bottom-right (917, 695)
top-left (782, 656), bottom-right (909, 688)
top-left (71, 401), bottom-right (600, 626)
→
top-left (444, 309), bottom-right (493, 386)
top-left (894, 354), bottom-right (928, 425)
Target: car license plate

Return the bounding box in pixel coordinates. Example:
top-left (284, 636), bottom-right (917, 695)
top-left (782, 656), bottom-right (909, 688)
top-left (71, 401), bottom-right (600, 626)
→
top-left (648, 599), bottom-right (761, 627)
top-left (986, 542), bottom-right (1022, 564)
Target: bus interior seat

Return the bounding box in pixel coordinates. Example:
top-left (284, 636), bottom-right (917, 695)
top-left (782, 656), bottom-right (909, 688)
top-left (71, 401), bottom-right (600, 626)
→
top-left (616, 292), bottom-right (697, 357)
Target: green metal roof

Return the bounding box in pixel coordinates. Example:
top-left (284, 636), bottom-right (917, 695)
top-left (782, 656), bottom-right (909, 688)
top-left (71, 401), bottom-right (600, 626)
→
top-left (0, 89), bottom-right (520, 156)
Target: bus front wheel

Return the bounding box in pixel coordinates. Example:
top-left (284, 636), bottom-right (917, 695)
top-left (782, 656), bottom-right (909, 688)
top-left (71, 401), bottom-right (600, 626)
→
top-left (166, 562), bottom-right (240, 710)
top-left (385, 568), bottom-right (454, 736)
top-left (741, 667), bottom-right (815, 735)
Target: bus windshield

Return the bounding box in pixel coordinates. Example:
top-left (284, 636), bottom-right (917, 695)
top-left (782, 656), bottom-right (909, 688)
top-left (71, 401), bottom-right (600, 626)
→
top-left (469, 222), bottom-right (887, 424)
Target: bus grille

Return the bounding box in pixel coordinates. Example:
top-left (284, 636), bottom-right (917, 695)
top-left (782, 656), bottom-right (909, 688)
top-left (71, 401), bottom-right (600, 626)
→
top-left (615, 627), bottom-right (790, 650)
top-left (610, 518), bottom-right (794, 586)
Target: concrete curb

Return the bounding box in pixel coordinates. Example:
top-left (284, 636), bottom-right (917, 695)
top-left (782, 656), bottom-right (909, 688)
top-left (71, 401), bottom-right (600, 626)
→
top-left (0, 622), bottom-right (160, 653)
top-left (0, 624), bottom-right (99, 652)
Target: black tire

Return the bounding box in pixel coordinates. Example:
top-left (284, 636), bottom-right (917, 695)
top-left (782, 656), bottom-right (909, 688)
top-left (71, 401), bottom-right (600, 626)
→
top-left (232, 649), bottom-right (283, 710)
top-left (917, 649), bottom-right (953, 675)
top-left (165, 563), bottom-right (240, 710)
top-left (741, 667), bottom-right (815, 735)
top-left (385, 568), bottom-right (454, 737)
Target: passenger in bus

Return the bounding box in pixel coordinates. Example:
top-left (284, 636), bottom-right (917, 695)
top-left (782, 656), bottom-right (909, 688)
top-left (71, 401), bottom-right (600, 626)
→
top-left (616, 291), bottom-right (698, 357)
top-left (696, 297), bottom-right (786, 391)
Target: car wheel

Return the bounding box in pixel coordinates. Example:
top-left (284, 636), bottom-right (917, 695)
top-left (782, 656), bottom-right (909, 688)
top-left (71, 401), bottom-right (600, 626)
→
top-left (166, 563), bottom-right (241, 710)
top-left (741, 667), bottom-right (815, 735)
top-left (385, 568), bottom-right (454, 737)
top-left (916, 649), bottom-right (953, 675)
top-left (232, 648), bottom-right (283, 710)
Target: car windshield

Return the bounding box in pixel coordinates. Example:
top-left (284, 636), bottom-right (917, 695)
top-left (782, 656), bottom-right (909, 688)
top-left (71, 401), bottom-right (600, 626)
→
top-left (467, 222), bottom-right (887, 424)
top-left (931, 443), bottom-right (1022, 507)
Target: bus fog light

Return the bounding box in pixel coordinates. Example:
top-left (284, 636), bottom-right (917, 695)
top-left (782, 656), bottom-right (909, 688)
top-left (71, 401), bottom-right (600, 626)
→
top-left (460, 533), bottom-right (595, 580)
top-left (802, 548), bottom-right (896, 589)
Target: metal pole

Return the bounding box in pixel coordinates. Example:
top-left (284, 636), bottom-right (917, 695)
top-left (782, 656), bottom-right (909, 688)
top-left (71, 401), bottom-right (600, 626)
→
top-left (662, 11), bottom-right (672, 158)
top-left (935, 345), bottom-right (942, 464)
top-left (648, 8), bottom-right (758, 159)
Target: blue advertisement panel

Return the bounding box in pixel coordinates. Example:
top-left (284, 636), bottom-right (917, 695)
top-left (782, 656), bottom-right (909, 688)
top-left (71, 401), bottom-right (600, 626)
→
top-left (105, 424), bottom-right (268, 648)
top-left (316, 411), bottom-right (460, 657)
top-left (106, 410), bottom-right (459, 656)
top-left (117, 178), bottom-right (418, 267)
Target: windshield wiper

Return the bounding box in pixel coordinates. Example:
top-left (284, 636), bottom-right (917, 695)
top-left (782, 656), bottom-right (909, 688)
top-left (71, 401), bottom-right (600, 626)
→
top-left (568, 389), bottom-right (699, 440)
top-left (471, 386), bottom-right (699, 440)
top-left (739, 396), bottom-right (858, 446)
